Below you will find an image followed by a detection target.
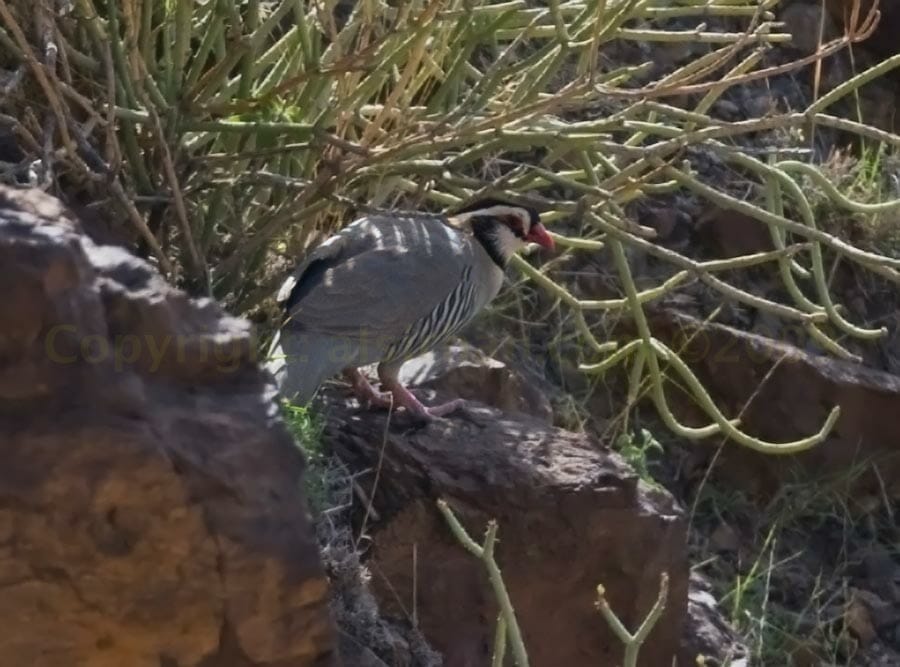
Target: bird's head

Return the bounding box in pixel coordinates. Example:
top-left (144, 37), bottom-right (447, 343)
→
top-left (448, 198), bottom-right (555, 268)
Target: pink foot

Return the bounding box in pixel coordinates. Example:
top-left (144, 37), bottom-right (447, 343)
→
top-left (384, 381), bottom-right (466, 421)
top-left (343, 368), bottom-right (393, 409)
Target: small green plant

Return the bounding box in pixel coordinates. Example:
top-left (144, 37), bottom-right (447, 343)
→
top-left (281, 400), bottom-right (329, 512)
top-left (614, 427), bottom-right (664, 486)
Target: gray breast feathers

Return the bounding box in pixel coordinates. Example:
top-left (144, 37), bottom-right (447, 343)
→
top-left (278, 214), bottom-right (497, 355)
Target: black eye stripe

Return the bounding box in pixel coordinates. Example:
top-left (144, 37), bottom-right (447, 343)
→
top-left (502, 214), bottom-right (526, 237)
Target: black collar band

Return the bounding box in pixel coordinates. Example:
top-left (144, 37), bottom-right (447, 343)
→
top-left (470, 216), bottom-right (508, 269)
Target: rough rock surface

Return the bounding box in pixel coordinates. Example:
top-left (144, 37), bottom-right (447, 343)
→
top-left (319, 385), bottom-right (689, 667)
top-left (679, 573), bottom-right (748, 666)
top-left (694, 207), bottom-right (775, 259)
top-left (0, 186), bottom-right (338, 667)
top-left (395, 343), bottom-right (554, 424)
top-left (645, 308), bottom-right (900, 499)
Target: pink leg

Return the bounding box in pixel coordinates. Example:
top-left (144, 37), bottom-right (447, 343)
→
top-left (342, 368), bottom-right (393, 409)
top-left (377, 363), bottom-right (465, 421)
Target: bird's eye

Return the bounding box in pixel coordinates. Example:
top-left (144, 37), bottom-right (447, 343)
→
top-left (503, 215), bottom-right (525, 237)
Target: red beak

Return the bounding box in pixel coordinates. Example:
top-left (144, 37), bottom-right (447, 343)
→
top-left (525, 223), bottom-right (555, 251)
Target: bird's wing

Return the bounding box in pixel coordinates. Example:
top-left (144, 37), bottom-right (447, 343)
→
top-left (278, 214), bottom-right (474, 343)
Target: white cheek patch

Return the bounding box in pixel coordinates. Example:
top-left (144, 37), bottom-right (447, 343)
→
top-left (493, 225), bottom-right (526, 260)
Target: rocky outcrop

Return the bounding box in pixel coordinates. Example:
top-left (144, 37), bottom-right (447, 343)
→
top-left (0, 186), bottom-right (338, 666)
top-left (680, 573), bottom-right (748, 666)
top-left (319, 382), bottom-right (690, 667)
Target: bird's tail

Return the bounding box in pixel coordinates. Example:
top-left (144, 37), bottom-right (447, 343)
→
top-left (263, 328), bottom-right (354, 405)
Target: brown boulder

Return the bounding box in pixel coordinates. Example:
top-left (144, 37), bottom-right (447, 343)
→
top-left (695, 207), bottom-right (774, 259)
top-left (320, 390), bottom-right (689, 667)
top-left (0, 187), bottom-right (338, 666)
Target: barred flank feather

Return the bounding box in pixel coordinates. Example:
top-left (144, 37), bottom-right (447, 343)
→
top-left (383, 265), bottom-right (477, 362)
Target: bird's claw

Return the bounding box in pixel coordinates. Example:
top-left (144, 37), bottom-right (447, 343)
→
top-left (406, 398), bottom-right (467, 422)
top-left (383, 381), bottom-right (466, 422)
top-left (344, 368), bottom-right (393, 409)
top-left (345, 370), bottom-right (467, 422)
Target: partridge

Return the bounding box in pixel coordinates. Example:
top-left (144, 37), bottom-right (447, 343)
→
top-left (265, 197), bottom-right (554, 420)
